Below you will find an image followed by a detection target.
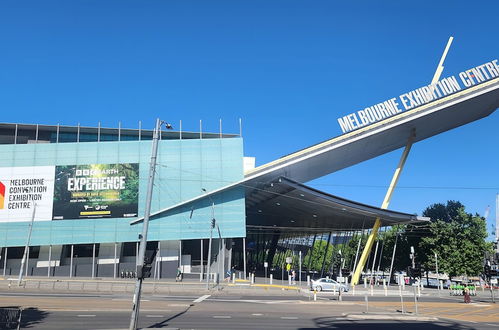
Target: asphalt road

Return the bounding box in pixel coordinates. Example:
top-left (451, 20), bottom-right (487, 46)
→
top-left (2, 291), bottom-right (498, 329)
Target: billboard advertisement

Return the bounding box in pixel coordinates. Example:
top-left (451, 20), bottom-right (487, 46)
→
top-left (0, 166), bottom-right (55, 222)
top-left (0, 163), bottom-right (139, 222)
top-left (52, 163), bottom-right (139, 220)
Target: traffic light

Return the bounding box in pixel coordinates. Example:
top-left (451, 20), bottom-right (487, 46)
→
top-left (211, 218), bottom-right (216, 228)
top-left (137, 257), bottom-right (153, 279)
top-left (406, 266), bottom-right (413, 278)
top-left (413, 263), bottom-right (422, 279)
top-left (484, 262), bottom-right (491, 280)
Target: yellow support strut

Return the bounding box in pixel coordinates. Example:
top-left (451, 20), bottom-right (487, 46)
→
top-left (351, 130), bottom-right (415, 285)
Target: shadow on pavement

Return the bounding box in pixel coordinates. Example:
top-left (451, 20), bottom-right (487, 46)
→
top-left (0, 306), bottom-right (49, 329)
top-left (299, 316), bottom-right (476, 329)
top-left (146, 303), bottom-right (194, 328)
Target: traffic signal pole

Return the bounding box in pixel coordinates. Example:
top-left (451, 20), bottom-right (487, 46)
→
top-left (129, 118), bottom-right (161, 330)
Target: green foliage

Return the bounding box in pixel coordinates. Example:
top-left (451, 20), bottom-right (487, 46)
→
top-left (420, 202), bottom-right (492, 277)
top-left (303, 239), bottom-right (333, 271)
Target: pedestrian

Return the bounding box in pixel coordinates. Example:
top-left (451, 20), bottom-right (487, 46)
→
top-left (291, 270), bottom-right (296, 285)
top-left (463, 286), bottom-right (471, 303)
top-left (176, 267), bottom-right (183, 282)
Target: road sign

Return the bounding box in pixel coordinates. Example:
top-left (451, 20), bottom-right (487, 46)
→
top-left (491, 278), bottom-right (498, 285)
top-left (285, 257), bottom-right (292, 264)
top-left (264, 262), bottom-right (268, 268)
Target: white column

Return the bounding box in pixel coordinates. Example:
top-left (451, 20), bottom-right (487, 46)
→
top-left (243, 238), bottom-right (247, 280)
top-left (3, 247), bottom-right (7, 276)
top-left (92, 244), bottom-right (96, 279)
top-left (47, 245), bottom-right (52, 277)
top-left (25, 248), bottom-right (30, 277)
top-left (200, 239), bottom-right (204, 281)
top-left (113, 242), bottom-right (117, 278)
top-left (70, 245), bottom-right (74, 278)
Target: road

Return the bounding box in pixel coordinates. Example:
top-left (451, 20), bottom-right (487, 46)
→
top-left (1, 289), bottom-right (498, 329)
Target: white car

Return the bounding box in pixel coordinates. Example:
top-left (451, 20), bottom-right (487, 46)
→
top-left (311, 278), bottom-right (349, 292)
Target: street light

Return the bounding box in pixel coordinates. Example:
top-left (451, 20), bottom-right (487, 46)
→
top-left (129, 119), bottom-right (172, 330)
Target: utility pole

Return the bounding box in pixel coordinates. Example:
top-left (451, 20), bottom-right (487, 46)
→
top-left (18, 203), bottom-right (36, 286)
top-left (203, 189), bottom-right (216, 290)
top-left (129, 118), bottom-right (166, 330)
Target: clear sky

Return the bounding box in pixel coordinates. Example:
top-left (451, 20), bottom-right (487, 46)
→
top-left (1, 1), bottom-right (498, 237)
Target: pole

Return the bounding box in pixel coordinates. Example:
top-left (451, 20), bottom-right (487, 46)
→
top-left (352, 229), bottom-right (363, 280)
top-left (47, 245), bottom-right (52, 277)
top-left (19, 204), bottom-right (36, 286)
top-left (299, 250), bottom-right (302, 286)
top-left (129, 118), bottom-right (162, 330)
top-left (388, 227), bottom-right (400, 285)
top-left (92, 244), bottom-right (96, 279)
top-left (435, 252), bottom-right (439, 293)
top-left (206, 201), bottom-right (215, 289)
top-left (307, 233), bottom-right (317, 272)
top-left (320, 233), bottom-right (332, 278)
top-left (200, 239), bottom-right (204, 281)
top-left (243, 237), bottom-right (247, 280)
top-left (352, 130), bottom-right (415, 285)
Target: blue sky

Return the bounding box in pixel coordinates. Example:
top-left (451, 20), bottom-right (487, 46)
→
top-left (1, 1), bottom-right (498, 237)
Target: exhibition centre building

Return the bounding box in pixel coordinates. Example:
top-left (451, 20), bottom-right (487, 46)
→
top-left (1, 60), bottom-right (498, 281)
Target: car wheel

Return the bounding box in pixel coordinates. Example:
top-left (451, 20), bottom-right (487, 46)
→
top-left (316, 286), bottom-right (322, 292)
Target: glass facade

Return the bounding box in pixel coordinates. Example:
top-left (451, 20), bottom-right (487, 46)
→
top-left (0, 138), bottom-right (246, 247)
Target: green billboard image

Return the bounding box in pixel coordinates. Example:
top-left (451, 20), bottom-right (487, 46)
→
top-left (52, 163), bottom-right (139, 220)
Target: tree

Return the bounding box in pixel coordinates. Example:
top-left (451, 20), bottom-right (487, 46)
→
top-left (303, 239), bottom-right (333, 272)
top-left (420, 201), bottom-right (492, 278)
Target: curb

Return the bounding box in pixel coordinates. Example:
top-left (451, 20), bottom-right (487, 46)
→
top-left (345, 313), bottom-right (439, 321)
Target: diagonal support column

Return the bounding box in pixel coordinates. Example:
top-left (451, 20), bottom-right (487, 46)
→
top-left (351, 129), bottom-right (415, 285)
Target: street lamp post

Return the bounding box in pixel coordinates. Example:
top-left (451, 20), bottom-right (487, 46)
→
top-left (129, 118), bottom-right (171, 330)
top-left (202, 189), bottom-right (216, 290)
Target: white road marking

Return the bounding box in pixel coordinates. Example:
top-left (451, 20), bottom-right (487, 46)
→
top-left (281, 316), bottom-right (298, 320)
top-left (486, 324), bottom-right (499, 327)
top-left (193, 294), bottom-right (211, 303)
top-left (213, 315), bottom-right (232, 319)
top-left (146, 315), bottom-right (164, 318)
top-left (252, 313), bottom-right (263, 316)
top-left (77, 314), bottom-right (96, 317)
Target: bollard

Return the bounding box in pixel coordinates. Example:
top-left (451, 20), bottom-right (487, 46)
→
top-left (238, 272), bottom-right (241, 279)
top-left (399, 284), bottom-right (405, 314)
top-left (270, 274), bottom-right (273, 284)
top-left (232, 273), bottom-right (235, 284)
top-left (288, 276), bottom-right (292, 286)
top-left (364, 277), bottom-right (367, 289)
top-left (314, 290), bottom-right (317, 301)
top-left (307, 275), bottom-right (310, 287)
top-left (339, 287), bottom-right (342, 301)
top-left (370, 284), bottom-right (374, 296)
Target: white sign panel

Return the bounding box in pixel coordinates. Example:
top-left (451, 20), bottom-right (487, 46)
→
top-left (0, 166), bottom-right (55, 222)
